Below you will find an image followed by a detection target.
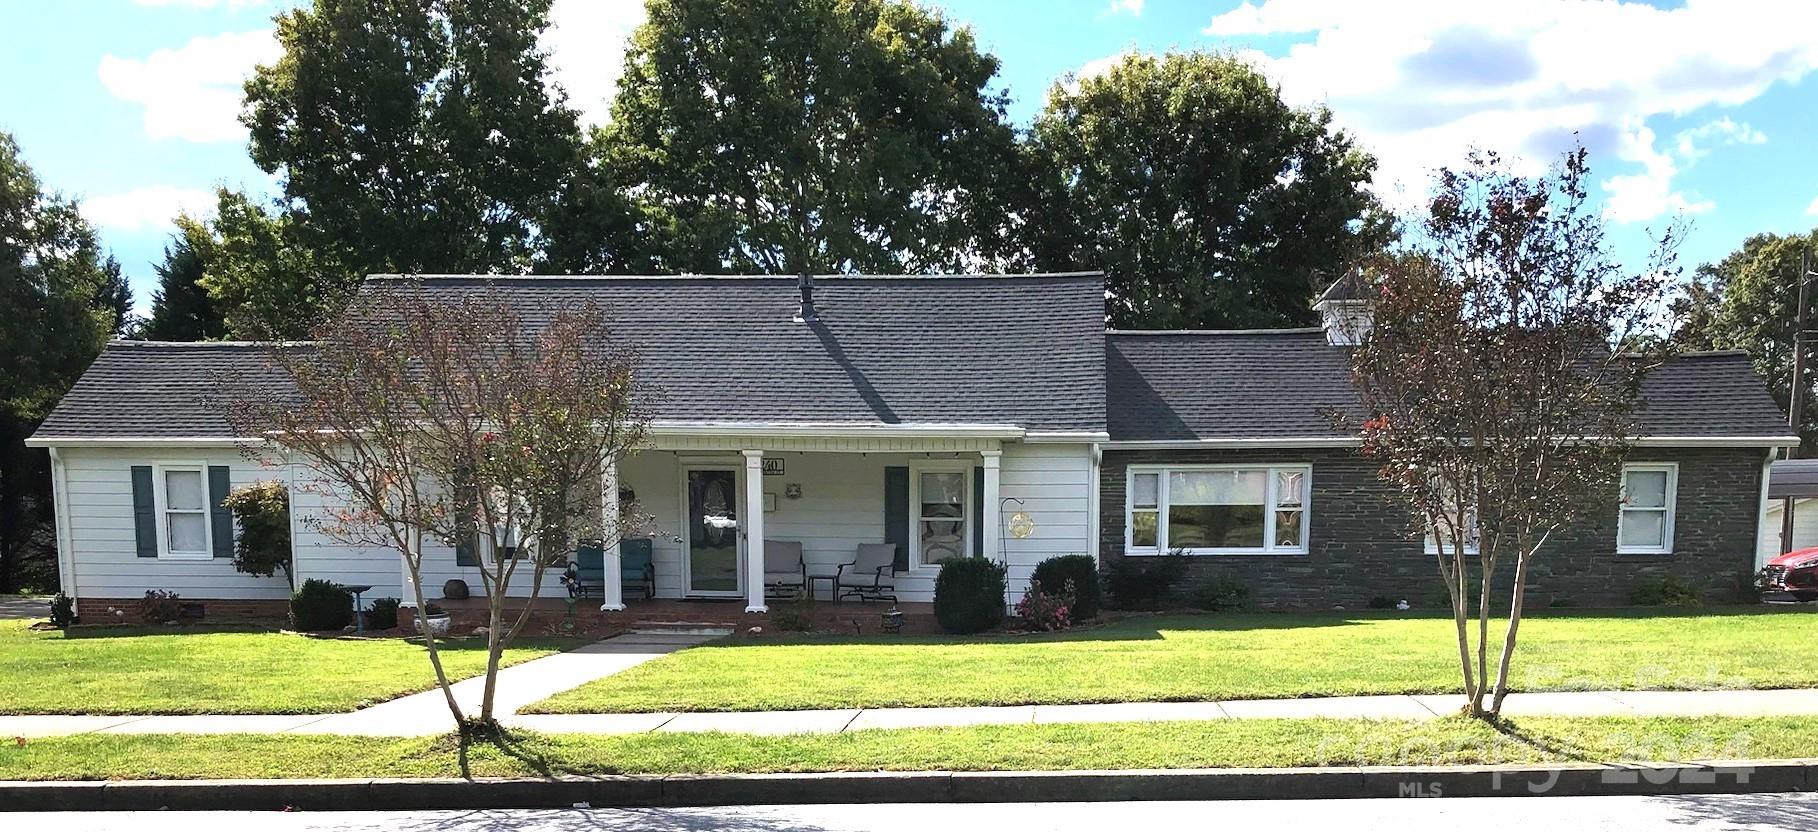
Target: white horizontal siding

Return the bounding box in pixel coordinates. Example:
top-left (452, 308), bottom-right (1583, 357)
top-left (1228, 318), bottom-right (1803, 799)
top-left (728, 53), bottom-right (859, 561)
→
top-left (58, 447), bottom-right (291, 601)
top-left (999, 443), bottom-right (1094, 599)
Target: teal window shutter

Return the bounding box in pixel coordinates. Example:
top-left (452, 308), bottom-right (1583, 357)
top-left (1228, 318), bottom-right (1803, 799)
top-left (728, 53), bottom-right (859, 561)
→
top-left (208, 466), bottom-right (234, 558)
top-left (132, 466), bottom-right (157, 558)
top-left (884, 466), bottom-right (909, 572)
top-left (972, 466), bottom-right (985, 557)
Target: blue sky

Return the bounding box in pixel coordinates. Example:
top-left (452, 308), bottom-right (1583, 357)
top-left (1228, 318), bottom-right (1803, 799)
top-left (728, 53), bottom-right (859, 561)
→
top-left (2, 0), bottom-right (1815, 315)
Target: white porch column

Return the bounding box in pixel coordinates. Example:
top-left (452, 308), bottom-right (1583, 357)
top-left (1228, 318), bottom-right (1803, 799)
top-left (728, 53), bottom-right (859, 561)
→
top-left (981, 450), bottom-right (1003, 562)
top-left (599, 454), bottom-right (625, 611)
top-left (743, 450), bottom-right (768, 613)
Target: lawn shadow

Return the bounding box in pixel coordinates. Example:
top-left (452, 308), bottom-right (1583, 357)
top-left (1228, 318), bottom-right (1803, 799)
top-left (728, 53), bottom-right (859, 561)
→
top-left (52, 623), bottom-right (279, 640)
top-left (728, 611), bottom-right (1395, 649)
top-left (1489, 717), bottom-right (1601, 763)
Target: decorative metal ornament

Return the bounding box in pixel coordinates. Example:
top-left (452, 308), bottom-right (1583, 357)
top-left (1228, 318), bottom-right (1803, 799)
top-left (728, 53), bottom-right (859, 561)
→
top-left (1007, 511), bottom-right (1036, 539)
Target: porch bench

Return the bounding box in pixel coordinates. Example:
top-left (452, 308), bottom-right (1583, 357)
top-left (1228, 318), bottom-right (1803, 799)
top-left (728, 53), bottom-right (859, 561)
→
top-left (571, 539), bottom-right (655, 601)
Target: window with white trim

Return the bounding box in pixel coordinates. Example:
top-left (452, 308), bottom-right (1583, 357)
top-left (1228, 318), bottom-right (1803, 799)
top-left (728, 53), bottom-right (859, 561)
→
top-left (1423, 478), bottom-right (1480, 555)
top-left (911, 463), bottom-right (971, 567)
top-left (1617, 463), bottom-right (1677, 554)
top-left (1125, 464), bottom-right (1310, 555)
top-left (155, 464), bottom-right (211, 559)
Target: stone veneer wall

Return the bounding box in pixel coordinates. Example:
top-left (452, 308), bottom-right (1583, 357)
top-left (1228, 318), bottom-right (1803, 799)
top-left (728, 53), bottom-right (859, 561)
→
top-left (1099, 446), bottom-right (1766, 609)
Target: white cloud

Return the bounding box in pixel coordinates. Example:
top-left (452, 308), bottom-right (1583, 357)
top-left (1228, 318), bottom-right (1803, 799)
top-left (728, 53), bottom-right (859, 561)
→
top-left (98, 30), bottom-right (281, 143)
top-left (1671, 116), bottom-right (1766, 162)
top-left (79, 186), bottom-right (218, 232)
top-left (1806, 196), bottom-right (1818, 217)
top-left (1203, 0), bottom-right (1818, 222)
top-left (542, 0), bottom-right (647, 129)
top-left (1106, 0), bottom-right (1145, 16)
top-left (1066, 50), bottom-right (1136, 93)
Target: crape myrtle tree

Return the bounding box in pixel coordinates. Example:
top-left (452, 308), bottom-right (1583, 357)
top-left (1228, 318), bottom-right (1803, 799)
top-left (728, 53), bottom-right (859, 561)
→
top-left (222, 282), bottom-right (645, 728)
top-left (1346, 148), bottom-right (1681, 719)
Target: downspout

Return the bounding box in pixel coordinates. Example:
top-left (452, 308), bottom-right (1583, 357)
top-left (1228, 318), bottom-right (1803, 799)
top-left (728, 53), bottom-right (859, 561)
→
top-left (1758, 446), bottom-right (1780, 569)
top-left (1088, 443), bottom-right (1103, 563)
top-left (47, 447), bottom-right (78, 604)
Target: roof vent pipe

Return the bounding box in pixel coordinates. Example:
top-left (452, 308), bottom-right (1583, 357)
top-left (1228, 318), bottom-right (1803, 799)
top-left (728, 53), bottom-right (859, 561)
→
top-left (798, 271), bottom-right (816, 321)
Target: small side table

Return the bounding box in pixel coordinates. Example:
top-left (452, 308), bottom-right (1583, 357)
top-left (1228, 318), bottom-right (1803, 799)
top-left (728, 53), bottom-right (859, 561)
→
top-left (807, 573), bottom-right (839, 603)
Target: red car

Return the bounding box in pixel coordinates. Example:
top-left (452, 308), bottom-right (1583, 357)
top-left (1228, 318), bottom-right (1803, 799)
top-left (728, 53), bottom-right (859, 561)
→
top-left (1758, 547), bottom-right (1818, 603)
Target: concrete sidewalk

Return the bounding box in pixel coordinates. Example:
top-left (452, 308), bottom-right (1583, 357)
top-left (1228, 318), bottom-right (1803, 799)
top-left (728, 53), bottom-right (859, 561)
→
top-left (12, 684), bottom-right (1818, 739)
top-left (503, 687), bottom-right (1818, 736)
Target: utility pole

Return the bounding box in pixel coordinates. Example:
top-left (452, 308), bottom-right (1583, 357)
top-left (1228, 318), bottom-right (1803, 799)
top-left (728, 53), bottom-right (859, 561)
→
top-left (1783, 247), bottom-right (1815, 554)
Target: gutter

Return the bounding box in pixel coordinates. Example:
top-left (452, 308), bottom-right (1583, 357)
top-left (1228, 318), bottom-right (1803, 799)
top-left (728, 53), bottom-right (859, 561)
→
top-left (46, 447), bottom-right (77, 603)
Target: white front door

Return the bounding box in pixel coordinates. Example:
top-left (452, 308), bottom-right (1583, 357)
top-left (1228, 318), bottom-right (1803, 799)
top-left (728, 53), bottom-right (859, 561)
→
top-left (681, 465), bottom-right (744, 597)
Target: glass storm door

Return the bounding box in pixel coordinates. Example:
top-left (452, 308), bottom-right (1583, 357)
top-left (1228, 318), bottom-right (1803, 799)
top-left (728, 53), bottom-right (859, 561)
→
top-left (684, 467), bottom-right (743, 596)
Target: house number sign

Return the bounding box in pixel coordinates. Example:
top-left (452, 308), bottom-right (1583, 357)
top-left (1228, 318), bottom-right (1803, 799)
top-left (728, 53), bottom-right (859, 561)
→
top-left (762, 458), bottom-right (785, 476)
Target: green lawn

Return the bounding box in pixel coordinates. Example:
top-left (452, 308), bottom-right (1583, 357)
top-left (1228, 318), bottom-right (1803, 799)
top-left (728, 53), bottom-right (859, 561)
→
top-left (0, 716), bottom-right (1801, 780)
top-left (0, 621), bottom-right (566, 715)
top-left (530, 607), bottom-right (1818, 713)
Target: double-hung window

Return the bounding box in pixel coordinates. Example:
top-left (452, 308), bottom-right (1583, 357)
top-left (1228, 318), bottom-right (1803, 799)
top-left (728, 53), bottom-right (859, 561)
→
top-left (1617, 463), bottom-right (1677, 554)
top-left (911, 463), bottom-right (972, 568)
top-left (1423, 478), bottom-right (1480, 555)
top-left (155, 464), bottom-right (211, 559)
top-left (1125, 464), bottom-right (1310, 555)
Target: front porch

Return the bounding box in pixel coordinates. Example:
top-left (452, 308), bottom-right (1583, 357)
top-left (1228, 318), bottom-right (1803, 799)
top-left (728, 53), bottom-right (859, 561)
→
top-left (412, 595), bottom-right (942, 636)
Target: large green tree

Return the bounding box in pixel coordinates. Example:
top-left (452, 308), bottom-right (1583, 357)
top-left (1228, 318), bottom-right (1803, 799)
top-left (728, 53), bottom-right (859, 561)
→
top-left (0, 132), bottom-right (121, 592)
top-left (234, 0), bottom-right (598, 326)
top-left (597, 0), bottom-right (1021, 274)
top-left (1025, 52), bottom-right (1390, 329)
top-left (140, 215), bottom-right (226, 341)
top-left (1674, 230), bottom-right (1817, 449)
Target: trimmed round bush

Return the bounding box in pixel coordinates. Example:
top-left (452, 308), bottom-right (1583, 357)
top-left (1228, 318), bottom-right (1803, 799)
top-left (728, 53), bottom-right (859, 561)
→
top-left (365, 597), bottom-right (401, 630)
top-left (933, 557), bottom-right (1007, 634)
top-left (290, 578), bottom-right (353, 631)
top-left (1030, 554), bottom-right (1100, 620)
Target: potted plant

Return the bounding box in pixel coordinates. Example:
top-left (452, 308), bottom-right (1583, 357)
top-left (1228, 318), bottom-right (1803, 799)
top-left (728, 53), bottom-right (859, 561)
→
top-left (418, 602), bottom-right (452, 638)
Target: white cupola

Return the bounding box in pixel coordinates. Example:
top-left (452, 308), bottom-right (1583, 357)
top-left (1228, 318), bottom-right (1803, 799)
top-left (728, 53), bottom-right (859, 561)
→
top-left (1314, 268), bottom-right (1373, 346)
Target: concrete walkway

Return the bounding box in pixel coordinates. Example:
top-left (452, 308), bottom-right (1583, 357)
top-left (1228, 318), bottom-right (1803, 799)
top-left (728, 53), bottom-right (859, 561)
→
top-left (0, 631), bottom-right (714, 739)
top-left (12, 684), bottom-right (1818, 739)
top-left (504, 687), bottom-right (1818, 736)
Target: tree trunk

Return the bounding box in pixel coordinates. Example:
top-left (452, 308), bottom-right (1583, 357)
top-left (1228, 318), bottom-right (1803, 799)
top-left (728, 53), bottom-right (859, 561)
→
top-left (1489, 539), bottom-right (1543, 716)
top-left (406, 528), bottom-right (464, 726)
top-left (1445, 552), bottom-right (1479, 713)
top-left (479, 565), bottom-right (506, 724)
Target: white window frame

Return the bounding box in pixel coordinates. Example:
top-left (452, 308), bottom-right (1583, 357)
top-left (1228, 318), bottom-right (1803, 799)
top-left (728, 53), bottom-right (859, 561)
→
top-left (1617, 462), bottom-right (1678, 555)
top-left (1124, 463), bottom-right (1311, 556)
top-left (909, 460), bottom-right (973, 570)
top-left (152, 462), bottom-right (213, 560)
top-left (1423, 479), bottom-right (1481, 556)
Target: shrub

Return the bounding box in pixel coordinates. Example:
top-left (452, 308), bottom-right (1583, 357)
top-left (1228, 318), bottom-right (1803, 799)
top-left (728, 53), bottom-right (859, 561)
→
top-left (1014, 579), bottom-right (1074, 631)
top-left (290, 578), bottom-right (353, 631)
top-left (222, 480), bottom-right (293, 585)
top-left (365, 597), bottom-right (401, 630)
top-left (1031, 554), bottom-right (1100, 620)
top-left (48, 592), bottom-right (77, 628)
top-left (770, 592), bottom-right (815, 632)
top-left (1194, 577), bottom-right (1251, 612)
top-left (1630, 574), bottom-right (1702, 607)
top-left (138, 590), bottom-right (182, 624)
top-left (1367, 595), bottom-right (1395, 610)
top-left (933, 557), bottom-right (1007, 634)
top-left (1102, 552), bottom-right (1189, 610)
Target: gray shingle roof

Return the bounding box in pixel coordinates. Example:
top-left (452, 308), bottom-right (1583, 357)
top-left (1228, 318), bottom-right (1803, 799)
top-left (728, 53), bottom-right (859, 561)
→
top-left (1107, 333), bottom-right (1797, 443)
top-left (32, 341), bottom-right (293, 440)
top-left (32, 273), bottom-right (1109, 440)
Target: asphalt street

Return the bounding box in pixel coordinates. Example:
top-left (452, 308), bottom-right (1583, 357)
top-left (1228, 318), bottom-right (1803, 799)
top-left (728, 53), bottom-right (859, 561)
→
top-left (13, 794), bottom-right (1818, 831)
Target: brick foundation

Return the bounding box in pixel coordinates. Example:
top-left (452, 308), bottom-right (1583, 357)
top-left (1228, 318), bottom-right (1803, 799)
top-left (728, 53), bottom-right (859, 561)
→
top-left (75, 597), bottom-right (290, 623)
top-left (1099, 446), bottom-right (1766, 610)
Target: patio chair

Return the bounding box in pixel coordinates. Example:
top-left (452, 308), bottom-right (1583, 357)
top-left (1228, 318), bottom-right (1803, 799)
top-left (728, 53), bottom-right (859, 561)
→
top-left (836, 542), bottom-right (898, 604)
top-left (570, 543), bottom-right (605, 598)
top-left (764, 540), bottom-right (807, 599)
top-left (620, 539), bottom-right (655, 600)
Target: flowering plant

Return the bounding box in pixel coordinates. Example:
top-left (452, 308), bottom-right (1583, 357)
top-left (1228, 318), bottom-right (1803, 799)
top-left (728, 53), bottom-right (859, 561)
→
top-left (1015, 578), bottom-right (1075, 631)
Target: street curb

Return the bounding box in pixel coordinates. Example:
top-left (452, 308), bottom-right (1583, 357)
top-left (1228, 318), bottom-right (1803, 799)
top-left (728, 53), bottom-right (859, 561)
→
top-left (1, 761), bottom-right (1812, 811)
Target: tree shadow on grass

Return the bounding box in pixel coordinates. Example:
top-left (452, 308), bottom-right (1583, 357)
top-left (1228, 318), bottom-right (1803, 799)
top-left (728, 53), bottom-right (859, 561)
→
top-left (1488, 717), bottom-right (1601, 763)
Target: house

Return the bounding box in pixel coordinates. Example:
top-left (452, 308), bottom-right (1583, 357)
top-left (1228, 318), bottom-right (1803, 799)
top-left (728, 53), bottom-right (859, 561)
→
top-left (25, 272), bottom-right (1798, 616)
top-left (1761, 459), bottom-right (1818, 562)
